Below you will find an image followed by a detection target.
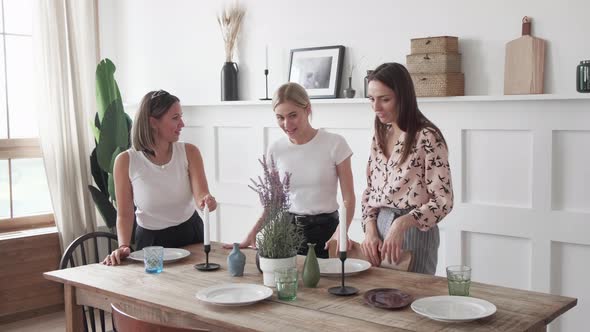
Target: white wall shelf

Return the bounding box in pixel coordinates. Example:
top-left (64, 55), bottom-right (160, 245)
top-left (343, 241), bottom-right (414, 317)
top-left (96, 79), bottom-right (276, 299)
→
top-left (123, 94), bottom-right (590, 110)
top-left (181, 94), bottom-right (590, 107)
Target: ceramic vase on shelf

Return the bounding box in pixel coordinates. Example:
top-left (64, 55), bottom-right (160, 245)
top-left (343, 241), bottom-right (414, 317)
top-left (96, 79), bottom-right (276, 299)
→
top-left (343, 77), bottom-right (356, 98)
top-left (221, 62), bottom-right (239, 101)
top-left (364, 70), bottom-right (374, 98)
top-left (227, 243), bottom-right (246, 277)
top-left (302, 243), bottom-right (320, 288)
top-left (577, 60), bottom-right (590, 93)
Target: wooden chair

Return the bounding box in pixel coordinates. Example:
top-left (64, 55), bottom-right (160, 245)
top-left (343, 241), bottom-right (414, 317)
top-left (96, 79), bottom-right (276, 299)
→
top-left (111, 304), bottom-right (209, 332)
top-left (326, 239), bottom-right (412, 271)
top-left (60, 231), bottom-right (119, 332)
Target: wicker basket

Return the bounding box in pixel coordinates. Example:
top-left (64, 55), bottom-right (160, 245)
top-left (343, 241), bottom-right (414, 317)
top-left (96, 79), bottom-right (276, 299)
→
top-left (406, 53), bottom-right (461, 74)
top-left (411, 73), bottom-right (464, 97)
top-left (411, 36), bottom-right (458, 54)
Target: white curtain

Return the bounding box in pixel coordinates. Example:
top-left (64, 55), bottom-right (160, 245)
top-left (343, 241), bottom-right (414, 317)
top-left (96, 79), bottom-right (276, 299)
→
top-left (33, 0), bottom-right (99, 249)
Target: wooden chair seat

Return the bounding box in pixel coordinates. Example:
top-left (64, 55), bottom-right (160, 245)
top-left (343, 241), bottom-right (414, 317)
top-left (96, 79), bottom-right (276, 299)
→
top-left (326, 239), bottom-right (412, 271)
top-left (111, 304), bottom-right (209, 332)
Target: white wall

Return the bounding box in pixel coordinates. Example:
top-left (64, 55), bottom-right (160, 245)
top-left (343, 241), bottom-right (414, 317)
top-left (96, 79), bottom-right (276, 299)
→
top-left (99, 0), bottom-right (590, 105)
top-left (182, 97), bottom-right (589, 332)
top-left (98, 1), bottom-right (589, 331)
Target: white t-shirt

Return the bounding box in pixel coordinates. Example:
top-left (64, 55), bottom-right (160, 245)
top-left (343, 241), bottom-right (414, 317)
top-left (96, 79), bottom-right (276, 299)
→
top-left (267, 129), bottom-right (353, 215)
top-left (127, 142), bottom-right (196, 230)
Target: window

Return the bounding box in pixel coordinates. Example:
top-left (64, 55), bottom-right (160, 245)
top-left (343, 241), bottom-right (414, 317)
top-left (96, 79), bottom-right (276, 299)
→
top-left (0, 0), bottom-right (53, 232)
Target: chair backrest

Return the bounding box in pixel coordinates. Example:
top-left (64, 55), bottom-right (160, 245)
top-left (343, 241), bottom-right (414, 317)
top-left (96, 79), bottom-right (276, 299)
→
top-left (111, 304), bottom-right (209, 332)
top-left (60, 231), bottom-right (118, 332)
top-left (60, 231), bottom-right (118, 269)
top-left (326, 239), bottom-right (412, 271)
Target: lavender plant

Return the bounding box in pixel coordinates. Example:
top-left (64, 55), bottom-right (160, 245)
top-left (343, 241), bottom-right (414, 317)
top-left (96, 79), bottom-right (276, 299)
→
top-left (250, 155), bottom-right (303, 259)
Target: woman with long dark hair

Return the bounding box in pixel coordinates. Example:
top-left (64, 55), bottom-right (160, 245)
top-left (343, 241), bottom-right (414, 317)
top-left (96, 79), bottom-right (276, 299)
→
top-left (360, 63), bottom-right (454, 274)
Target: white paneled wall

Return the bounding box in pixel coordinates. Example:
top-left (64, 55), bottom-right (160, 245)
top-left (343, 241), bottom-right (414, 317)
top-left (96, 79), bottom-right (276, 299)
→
top-left (552, 131), bottom-right (590, 213)
top-left (463, 130), bottom-right (533, 208)
top-left (171, 96), bottom-right (590, 331)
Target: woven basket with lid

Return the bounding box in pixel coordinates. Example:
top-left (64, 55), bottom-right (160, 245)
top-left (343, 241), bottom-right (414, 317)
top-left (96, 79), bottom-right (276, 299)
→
top-left (411, 36), bottom-right (458, 54)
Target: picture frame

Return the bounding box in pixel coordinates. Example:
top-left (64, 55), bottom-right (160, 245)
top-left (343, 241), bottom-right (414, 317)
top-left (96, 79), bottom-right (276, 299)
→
top-left (288, 45), bottom-right (345, 99)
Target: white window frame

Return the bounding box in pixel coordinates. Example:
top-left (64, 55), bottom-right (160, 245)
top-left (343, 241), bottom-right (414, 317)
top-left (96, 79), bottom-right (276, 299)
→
top-left (0, 1), bottom-right (54, 233)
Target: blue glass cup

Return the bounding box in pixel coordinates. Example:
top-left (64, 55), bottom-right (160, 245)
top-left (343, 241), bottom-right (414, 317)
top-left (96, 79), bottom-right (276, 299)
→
top-left (143, 246), bottom-right (164, 274)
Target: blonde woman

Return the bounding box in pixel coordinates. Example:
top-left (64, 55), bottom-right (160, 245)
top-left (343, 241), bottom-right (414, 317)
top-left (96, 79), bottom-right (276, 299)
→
top-left (103, 90), bottom-right (216, 265)
top-left (225, 83), bottom-right (355, 258)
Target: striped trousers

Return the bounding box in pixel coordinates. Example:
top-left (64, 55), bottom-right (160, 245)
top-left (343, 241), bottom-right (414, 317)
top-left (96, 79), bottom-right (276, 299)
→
top-left (376, 207), bottom-right (439, 275)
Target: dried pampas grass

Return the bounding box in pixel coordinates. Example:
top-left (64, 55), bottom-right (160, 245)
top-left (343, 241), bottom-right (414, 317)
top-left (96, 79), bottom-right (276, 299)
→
top-left (217, 3), bottom-right (246, 62)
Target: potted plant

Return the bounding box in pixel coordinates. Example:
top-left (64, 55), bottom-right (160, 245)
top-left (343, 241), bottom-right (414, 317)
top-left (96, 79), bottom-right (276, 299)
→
top-left (250, 155), bottom-right (303, 287)
top-left (88, 58), bottom-right (132, 232)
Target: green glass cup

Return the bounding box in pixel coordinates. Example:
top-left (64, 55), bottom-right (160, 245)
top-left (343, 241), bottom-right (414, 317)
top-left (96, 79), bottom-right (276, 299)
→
top-left (275, 267), bottom-right (298, 301)
top-left (446, 265), bottom-right (471, 296)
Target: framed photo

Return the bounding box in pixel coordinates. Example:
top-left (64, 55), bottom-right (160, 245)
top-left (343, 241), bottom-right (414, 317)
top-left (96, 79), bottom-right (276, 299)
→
top-left (288, 45), bottom-right (345, 99)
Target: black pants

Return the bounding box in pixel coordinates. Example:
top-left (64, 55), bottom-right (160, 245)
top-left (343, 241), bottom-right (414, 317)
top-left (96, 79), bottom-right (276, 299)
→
top-left (290, 211), bottom-right (339, 259)
top-left (134, 211), bottom-right (204, 250)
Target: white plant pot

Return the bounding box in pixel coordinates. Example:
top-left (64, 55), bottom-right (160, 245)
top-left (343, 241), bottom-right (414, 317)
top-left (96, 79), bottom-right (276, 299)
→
top-left (258, 256), bottom-right (297, 287)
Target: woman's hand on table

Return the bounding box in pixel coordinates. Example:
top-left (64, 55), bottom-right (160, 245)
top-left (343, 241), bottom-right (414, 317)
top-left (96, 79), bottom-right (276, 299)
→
top-left (381, 216), bottom-right (413, 265)
top-left (361, 226), bottom-right (382, 266)
top-left (102, 246), bottom-right (130, 266)
top-left (325, 234), bottom-right (354, 252)
top-left (222, 231), bottom-right (257, 249)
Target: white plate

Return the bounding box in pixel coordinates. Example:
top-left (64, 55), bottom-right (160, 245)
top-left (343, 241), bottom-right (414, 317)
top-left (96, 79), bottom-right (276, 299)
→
top-left (318, 258), bottom-right (371, 276)
top-left (196, 284), bottom-right (273, 306)
top-left (128, 248), bottom-right (191, 263)
top-left (411, 296), bottom-right (497, 322)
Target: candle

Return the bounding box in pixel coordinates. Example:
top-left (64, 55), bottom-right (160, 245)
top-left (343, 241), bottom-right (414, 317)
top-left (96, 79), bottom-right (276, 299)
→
top-left (204, 205), bottom-right (210, 245)
top-left (265, 45), bottom-right (268, 69)
top-left (339, 202), bottom-right (347, 252)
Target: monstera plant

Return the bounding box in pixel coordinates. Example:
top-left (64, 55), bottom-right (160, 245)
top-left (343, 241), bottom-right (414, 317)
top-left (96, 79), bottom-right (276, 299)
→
top-left (88, 58), bottom-right (132, 231)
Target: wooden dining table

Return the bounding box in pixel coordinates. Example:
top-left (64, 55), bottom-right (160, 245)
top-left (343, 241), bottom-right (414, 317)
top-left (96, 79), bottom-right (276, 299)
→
top-left (44, 242), bottom-right (576, 332)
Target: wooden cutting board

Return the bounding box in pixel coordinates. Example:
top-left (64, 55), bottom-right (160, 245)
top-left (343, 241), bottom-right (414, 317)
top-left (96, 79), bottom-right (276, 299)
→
top-left (504, 16), bottom-right (546, 94)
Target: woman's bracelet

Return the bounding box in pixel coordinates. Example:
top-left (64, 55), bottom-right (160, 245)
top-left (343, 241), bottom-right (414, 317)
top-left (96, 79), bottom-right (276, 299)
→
top-left (118, 244), bottom-right (130, 250)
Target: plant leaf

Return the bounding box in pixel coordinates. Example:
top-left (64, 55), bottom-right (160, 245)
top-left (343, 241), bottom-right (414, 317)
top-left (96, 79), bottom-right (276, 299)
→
top-left (108, 172), bottom-right (116, 205)
top-left (88, 185), bottom-right (117, 228)
top-left (90, 147), bottom-right (108, 195)
top-left (97, 99), bottom-right (128, 172)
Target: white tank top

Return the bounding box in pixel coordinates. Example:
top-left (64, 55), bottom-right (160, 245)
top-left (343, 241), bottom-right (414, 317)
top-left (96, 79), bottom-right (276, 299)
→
top-left (127, 142), bottom-right (195, 230)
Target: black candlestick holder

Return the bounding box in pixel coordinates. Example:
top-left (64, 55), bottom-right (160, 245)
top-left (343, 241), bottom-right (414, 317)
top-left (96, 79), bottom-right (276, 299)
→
top-left (328, 251), bottom-right (358, 296)
top-left (194, 244), bottom-right (220, 271)
top-left (260, 69), bottom-right (271, 100)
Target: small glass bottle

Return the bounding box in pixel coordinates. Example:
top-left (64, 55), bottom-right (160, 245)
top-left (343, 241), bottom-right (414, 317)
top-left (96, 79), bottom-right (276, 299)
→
top-left (364, 70), bottom-right (374, 98)
top-left (577, 60), bottom-right (590, 93)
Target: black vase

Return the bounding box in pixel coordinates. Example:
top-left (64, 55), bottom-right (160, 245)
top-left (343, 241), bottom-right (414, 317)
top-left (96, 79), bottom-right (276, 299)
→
top-left (221, 62), bottom-right (239, 101)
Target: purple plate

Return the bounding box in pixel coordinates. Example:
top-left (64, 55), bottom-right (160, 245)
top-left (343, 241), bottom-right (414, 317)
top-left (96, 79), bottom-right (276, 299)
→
top-left (364, 288), bottom-right (413, 309)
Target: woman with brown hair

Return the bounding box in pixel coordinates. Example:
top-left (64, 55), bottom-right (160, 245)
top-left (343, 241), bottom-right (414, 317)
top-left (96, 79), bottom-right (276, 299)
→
top-left (360, 63), bottom-right (454, 274)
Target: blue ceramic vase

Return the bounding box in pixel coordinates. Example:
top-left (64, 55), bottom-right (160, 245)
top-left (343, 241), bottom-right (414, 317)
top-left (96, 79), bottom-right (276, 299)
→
top-left (227, 243), bottom-right (246, 277)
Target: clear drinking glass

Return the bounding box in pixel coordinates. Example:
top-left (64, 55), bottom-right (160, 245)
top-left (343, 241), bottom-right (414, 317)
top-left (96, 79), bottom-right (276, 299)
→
top-left (275, 267), bottom-right (298, 301)
top-left (143, 246), bottom-right (164, 274)
top-left (446, 265), bottom-right (471, 296)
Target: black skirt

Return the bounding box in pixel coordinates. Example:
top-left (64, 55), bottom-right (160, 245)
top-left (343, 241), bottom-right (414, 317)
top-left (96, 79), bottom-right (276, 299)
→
top-left (134, 211), bottom-right (204, 250)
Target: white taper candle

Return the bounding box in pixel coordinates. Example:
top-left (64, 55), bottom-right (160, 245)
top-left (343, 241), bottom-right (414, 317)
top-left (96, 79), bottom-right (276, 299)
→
top-left (204, 205), bottom-right (210, 245)
top-left (339, 202), bottom-right (347, 252)
top-left (265, 45), bottom-right (269, 69)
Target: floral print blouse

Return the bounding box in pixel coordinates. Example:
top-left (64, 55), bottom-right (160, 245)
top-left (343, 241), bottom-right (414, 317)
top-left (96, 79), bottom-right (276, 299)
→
top-left (361, 128), bottom-right (454, 232)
